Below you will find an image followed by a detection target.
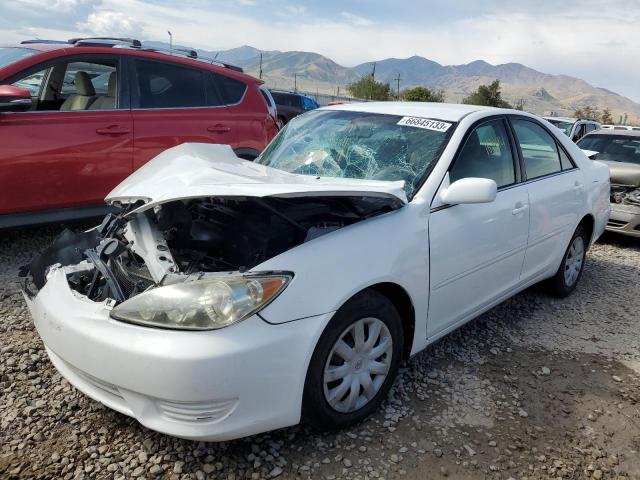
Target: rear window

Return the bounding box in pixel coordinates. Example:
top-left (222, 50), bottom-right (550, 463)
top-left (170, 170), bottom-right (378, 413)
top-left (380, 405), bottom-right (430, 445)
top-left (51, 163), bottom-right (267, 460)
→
top-left (577, 134), bottom-right (640, 165)
top-left (0, 47), bottom-right (37, 69)
top-left (211, 72), bottom-right (246, 104)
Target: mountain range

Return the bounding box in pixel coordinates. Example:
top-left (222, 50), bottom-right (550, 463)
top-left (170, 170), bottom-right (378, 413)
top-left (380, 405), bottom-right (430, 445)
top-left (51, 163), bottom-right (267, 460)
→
top-left (144, 42), bottom-right (640, 124)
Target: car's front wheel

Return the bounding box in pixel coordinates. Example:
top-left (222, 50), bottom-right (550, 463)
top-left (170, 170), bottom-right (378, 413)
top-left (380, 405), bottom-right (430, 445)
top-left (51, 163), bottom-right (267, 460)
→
top-left (546, 225), bottom-right (588, 297)
top-left (302, 290), bottom-right (403, 430)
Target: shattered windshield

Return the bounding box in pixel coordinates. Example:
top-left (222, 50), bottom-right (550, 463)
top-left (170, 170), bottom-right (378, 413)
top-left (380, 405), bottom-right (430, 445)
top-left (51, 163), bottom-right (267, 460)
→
top-left (255, 110), bottom-right (455, 198)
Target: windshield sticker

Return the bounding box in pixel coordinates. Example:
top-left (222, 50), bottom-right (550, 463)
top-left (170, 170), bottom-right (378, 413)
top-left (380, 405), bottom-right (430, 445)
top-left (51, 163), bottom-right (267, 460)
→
top-left (397, 117), bottom-right (452, 132)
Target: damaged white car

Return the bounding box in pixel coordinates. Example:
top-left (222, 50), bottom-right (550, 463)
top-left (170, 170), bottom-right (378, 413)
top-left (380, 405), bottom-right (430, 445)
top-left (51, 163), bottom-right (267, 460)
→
top-left (24, 103), bottom-right (610, 441)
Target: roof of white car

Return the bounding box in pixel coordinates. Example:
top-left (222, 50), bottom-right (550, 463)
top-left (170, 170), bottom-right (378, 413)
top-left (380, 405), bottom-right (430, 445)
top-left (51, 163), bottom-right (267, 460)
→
top-left (322, 102), bottom-right (502, 122)
top-left (543, 116), bottom-right (576, 123)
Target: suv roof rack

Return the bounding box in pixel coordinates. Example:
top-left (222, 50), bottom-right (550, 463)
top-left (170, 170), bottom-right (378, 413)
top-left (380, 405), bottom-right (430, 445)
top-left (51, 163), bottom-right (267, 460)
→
top-left (62, 37), bottom-right (243, 72)
top-left (69, 37), bottom-right (142, 48)
top-left (141, 46), bottom-right (243, 72)
top-left (21, 39), bottom-right (68, 45)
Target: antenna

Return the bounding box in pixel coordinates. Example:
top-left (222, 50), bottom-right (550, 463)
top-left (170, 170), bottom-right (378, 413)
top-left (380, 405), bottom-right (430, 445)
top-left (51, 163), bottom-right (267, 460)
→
top-left (167, 30), bottom-right (172, 49)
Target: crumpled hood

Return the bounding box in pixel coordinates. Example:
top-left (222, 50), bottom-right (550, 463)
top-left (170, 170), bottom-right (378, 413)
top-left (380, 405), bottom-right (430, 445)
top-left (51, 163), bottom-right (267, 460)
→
top-left (106, 143), bottom-right (408, 211)
top-left (599, 160), bottom-right (640, 187)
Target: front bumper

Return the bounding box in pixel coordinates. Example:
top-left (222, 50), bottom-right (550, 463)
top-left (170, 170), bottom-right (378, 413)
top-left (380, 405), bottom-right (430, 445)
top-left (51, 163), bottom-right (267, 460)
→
top-left (606, 203), bottom-right (640, 238)
top-left (25, 268), bottom-right (331, 441)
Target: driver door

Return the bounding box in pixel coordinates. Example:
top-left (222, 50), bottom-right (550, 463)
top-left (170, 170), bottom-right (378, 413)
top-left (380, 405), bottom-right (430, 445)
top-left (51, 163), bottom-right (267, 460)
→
top-left (427, 118), bottom-right (530, 338)
top-left (0, 54), bottom-right (133, 215)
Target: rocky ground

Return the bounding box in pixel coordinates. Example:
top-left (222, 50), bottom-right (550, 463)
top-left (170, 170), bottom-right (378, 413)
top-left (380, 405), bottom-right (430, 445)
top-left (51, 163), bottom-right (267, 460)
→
top-left (1, 223), bottom-right (639, 480)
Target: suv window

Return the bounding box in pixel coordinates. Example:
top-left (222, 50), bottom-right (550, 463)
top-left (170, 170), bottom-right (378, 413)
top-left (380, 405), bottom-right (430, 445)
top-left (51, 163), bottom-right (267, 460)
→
top-left (62, 62), bottom-right (116, 95)
top-left (585, 123), bottom-right (597, 134)
top-left (13, 69), bottom-right (48, 97)
top-left (211, 72), bottom-right (246, 104)
top-left (450, 119), bottom-right (516, 188)
top-left (512, 119), bottom-right (563, 179)
top-left (134, 59), bottom-right (207, 109)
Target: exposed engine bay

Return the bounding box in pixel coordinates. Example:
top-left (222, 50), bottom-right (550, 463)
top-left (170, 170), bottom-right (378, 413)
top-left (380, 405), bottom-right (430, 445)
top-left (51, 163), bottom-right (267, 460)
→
top-left (610, 184), bottom-right (640, 207)
top-left (25, 195), bottom-right (402, 303)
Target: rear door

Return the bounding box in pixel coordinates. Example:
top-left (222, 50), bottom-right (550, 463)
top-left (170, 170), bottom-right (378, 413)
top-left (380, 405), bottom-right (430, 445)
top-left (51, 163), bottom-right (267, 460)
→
top-left (0, 54), bottom-right (133, 214)
top-left (510, 118), bottom-right (584, 279)
top-left (129, 58), bottom-right (238, 169)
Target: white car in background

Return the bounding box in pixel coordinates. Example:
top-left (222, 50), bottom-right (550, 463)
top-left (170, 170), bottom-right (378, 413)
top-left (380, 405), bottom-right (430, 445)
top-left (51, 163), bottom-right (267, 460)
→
top-left (25, 103), bottom-right (610, 441)
top-left (544, 116), bottom-right (600, 142)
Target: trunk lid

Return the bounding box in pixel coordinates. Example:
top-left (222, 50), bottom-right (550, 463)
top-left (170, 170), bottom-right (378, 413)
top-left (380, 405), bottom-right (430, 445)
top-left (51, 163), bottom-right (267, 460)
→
top-left (106, 143), bottom-right (408, 212)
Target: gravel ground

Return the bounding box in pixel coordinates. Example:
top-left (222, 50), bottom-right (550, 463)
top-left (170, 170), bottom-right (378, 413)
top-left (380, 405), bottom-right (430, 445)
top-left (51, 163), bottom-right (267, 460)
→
top-left (1, 223), bottom-right (639, 480)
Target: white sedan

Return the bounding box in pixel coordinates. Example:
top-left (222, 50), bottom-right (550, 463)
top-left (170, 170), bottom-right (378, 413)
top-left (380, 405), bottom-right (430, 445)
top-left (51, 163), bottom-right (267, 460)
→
top-left (25, 103), bottom-right (610, 441)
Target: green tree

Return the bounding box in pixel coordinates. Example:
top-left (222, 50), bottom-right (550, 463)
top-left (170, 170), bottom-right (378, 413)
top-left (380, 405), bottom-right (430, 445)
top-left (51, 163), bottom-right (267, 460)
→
top-left (574, 105), bottom-right (601, 121)
top-left (462, 80), bottom-right (512, 108)
top-left (600, 108), bottom-right (613, 124)
top-left (347, 76), bottom-right (392, 101)
top-left (402, 86), bottom-right (445, 102)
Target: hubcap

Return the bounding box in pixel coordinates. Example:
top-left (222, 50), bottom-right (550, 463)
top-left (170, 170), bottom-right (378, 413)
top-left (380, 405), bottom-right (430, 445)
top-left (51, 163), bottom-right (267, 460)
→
top-left (564, 236), bottom-right (585, 286)
top-left (323, 317), bottom-right (393, 413)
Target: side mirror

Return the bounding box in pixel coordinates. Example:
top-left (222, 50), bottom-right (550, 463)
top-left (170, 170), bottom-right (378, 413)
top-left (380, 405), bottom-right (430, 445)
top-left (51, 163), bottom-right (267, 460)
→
top-left (0, 85), bottom-right (32, 112)
top-left (440, 177), bottom-right (497, 205)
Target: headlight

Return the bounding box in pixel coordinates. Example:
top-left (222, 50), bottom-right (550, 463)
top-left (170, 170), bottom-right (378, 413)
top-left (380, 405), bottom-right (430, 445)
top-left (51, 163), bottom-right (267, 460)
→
top-left (110, 273), bottom-right (292, 330)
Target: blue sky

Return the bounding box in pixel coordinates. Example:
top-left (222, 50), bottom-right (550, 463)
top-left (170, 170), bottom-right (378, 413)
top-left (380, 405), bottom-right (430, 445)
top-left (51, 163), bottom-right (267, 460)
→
top-left (3, 0), bottom-right (639, 101)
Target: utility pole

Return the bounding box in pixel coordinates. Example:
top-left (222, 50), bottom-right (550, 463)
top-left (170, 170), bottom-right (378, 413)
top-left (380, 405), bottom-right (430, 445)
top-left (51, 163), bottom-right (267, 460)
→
top-left (369, 62), bottom-right (376, 100)
top-left (294, 73), bottom-right (297, 92)
top-left (167, 30), bottom-right (172, 49)
top-left (395, 73), bottom-right (401, 100)
top-left (337, 86), bottom-right (340, 97)
top-left (259, 52), bottom-right (263, 79)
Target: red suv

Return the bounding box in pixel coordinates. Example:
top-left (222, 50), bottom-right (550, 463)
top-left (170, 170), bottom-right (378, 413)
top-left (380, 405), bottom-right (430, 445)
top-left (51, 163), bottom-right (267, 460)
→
top-left (0, 38), bottom-right (279, 228)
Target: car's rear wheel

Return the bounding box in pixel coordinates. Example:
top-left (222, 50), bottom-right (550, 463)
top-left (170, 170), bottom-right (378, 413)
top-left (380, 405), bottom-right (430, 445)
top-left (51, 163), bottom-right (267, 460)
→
top-left (302, 290), bottom-right (403, 430)
top-left (546, 225), bottom-right (588, 297)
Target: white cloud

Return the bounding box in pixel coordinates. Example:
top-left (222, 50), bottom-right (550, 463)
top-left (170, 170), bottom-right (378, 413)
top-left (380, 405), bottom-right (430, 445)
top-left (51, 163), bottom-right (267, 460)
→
top-left (12, 0), bottom-right (88, 12)
top-left (1, 0), bottom-right (639, 101)
top-left (340, 12), bottom-right (373, 27)
top-left (77, 10), bottom-right (141, 37)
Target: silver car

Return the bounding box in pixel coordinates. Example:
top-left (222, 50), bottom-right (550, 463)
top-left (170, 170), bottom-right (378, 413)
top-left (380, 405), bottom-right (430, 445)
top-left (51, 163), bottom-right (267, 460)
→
top-left (578, 130), bottom-right (640, 237)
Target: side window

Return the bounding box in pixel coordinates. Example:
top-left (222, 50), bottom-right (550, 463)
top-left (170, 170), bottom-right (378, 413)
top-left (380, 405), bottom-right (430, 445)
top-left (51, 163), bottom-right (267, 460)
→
top-left (572, 123), bottom-right (586, 141)
top-left (450, 119), bottom-right (516, 188)
top-left (12, 69), bottom-right (48, 97)
top-left (559, 147), bottom-right (575, 170)
top-left (61, 62), bottom-right (116, 96)
top-left (211, 72), bottom-right (246, 105)
top-left (585, 123), bottom-right (597, 134)
top-left (512, 119), bottom-right (562, 179)
top-left (134, 59), bottom-right (206, 108)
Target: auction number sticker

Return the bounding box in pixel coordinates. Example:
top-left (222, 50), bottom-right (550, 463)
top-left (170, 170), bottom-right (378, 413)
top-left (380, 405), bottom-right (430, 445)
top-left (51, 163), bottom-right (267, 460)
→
top-left (397, 117), bottom-right (452, 132)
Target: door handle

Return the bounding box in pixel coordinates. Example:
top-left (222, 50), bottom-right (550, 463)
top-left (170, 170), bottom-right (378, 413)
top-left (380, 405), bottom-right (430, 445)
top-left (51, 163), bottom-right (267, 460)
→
top-left (512, 203), bottom-right (529, 215)
top-left (207, 124), bottom-right (231, 133)
top-left (96, 126), bottom-right (130, 136)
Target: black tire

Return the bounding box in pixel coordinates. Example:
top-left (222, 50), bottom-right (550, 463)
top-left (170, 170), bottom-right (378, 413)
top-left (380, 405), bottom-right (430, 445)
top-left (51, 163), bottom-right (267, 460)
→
top-left (302, 290), bottom-right (403, 431)
top-left (545, 225), bottom-right (589, 297)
